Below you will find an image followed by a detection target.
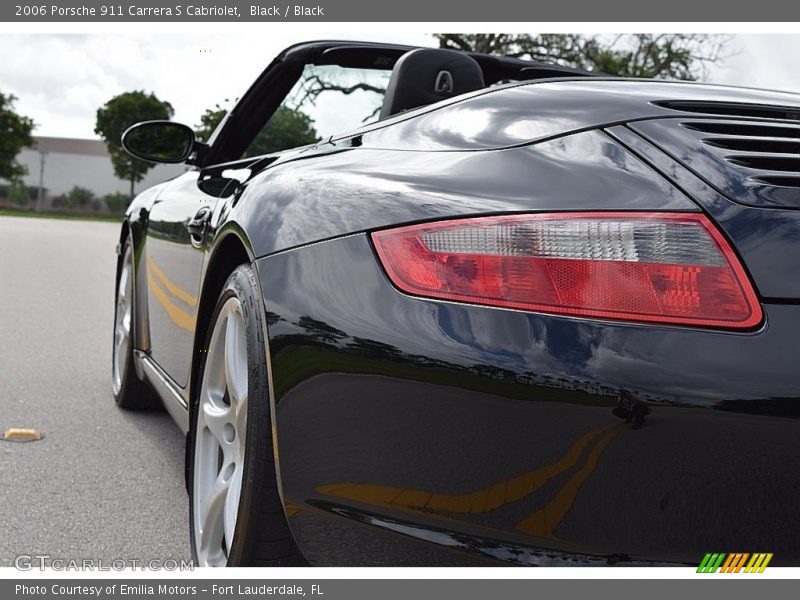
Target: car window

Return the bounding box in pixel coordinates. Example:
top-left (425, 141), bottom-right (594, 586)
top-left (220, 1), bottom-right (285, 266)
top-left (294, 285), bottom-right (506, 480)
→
top-left (243, 64), bottom-right (391, 157)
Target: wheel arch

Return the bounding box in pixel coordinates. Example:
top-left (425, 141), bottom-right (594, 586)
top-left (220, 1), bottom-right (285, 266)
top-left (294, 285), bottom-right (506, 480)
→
top-left (116, 218), bottom-right (152, 368)
top-left (188, 226), bottom-right (256, 414)
top-left (185, 225), bottom-right (259, 492)
top-left (115, 220), bottom-right (131, 285)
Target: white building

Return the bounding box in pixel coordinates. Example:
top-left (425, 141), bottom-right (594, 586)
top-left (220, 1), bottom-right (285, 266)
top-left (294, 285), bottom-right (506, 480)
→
top-left (11, 136), bottom-right (187, 204)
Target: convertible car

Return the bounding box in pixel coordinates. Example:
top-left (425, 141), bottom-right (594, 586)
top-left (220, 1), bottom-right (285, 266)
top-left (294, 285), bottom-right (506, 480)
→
top-left (113, 40), bottom-right (800, 567)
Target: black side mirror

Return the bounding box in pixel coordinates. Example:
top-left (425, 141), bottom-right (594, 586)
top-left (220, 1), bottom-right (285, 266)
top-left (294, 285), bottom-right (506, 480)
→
top-left (121, 121), bottom-right (196, 164)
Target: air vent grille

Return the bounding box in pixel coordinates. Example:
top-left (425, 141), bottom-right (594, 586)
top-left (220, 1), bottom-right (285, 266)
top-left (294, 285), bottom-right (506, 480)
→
top-left (751, 175), bottom-right (800, 188)
top-left (703, 138), bottom-right (800, 154)
top-left (656, 100), bottom-right (800, 121)
top-left (726, 156), bottom-right (800, 172)
top-left (682, 121), bottom-right (800, 138)
top-left (679, 121), bottom-right (800, 190)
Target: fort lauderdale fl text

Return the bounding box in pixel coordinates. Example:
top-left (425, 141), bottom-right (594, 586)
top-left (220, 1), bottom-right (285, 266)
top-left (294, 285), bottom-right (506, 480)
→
top-left (16, 4), bottom-right (326, 18)
top-left (16, 583), bottom-right (323, 596)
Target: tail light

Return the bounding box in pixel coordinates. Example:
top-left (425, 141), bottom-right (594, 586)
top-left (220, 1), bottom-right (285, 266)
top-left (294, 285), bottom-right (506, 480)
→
top-left (371, 212), bottom-right (762, 329)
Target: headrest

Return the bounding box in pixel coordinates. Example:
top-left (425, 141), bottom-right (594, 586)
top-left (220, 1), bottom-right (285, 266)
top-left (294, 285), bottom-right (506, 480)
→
top-left (379, 48), bottom-right (486, 119)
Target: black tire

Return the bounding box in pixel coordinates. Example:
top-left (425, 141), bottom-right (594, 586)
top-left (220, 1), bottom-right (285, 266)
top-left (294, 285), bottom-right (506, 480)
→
top-left (112, 238), bottom-right (161, 410)
top-left (188, 263), bottom-right (306, 567)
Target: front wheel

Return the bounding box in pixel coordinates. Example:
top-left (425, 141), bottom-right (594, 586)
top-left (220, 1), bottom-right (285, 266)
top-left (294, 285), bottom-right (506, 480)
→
top-left (188, 264), bottom-right (305, 567)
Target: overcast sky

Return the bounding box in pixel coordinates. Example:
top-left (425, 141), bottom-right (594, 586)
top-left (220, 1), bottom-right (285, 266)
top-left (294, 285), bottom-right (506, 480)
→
top-left (1, 33), bottom-right (800, 139)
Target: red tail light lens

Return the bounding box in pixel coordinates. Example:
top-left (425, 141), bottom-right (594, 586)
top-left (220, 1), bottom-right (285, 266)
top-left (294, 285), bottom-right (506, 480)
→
top-left (371, 212), bottom-right (762, 329)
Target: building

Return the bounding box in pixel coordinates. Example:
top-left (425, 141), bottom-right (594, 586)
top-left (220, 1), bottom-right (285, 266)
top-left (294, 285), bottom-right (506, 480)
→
top-left (7, 136), bottom-right (187, 209)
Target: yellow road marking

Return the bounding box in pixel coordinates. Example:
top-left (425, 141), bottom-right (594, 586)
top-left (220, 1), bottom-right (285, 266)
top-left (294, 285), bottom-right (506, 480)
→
top-left (515, 423), bottom-right (625, 538)
top-left (148, 257), bottom-right (197, 307)
top-left (317, 422), bottom-right (619, 516)
top-left (147, 271), bottom-right (195, 332)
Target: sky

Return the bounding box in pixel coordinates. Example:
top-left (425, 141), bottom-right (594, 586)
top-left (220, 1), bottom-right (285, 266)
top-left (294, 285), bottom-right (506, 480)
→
top-left (1, 33), bottom-right (800, 140)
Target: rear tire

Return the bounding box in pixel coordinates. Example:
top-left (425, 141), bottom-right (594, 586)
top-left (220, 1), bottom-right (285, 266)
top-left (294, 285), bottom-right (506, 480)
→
top-left (112, 238), bottom-right (161, 410)
top-left (188, 263), bottom-right (305, 567)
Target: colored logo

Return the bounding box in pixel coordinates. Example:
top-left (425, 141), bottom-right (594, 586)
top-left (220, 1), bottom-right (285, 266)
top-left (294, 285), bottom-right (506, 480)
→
top-left (697, 553), bottom-right (773, 573)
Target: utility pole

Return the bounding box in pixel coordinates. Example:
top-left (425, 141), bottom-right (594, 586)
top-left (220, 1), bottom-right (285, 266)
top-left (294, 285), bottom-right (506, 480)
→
top-left (35, 149), bottom-right (47, 212)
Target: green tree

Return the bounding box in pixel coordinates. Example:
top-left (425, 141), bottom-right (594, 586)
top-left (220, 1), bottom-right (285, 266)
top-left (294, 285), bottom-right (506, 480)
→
top-left (434, 34), bottom-right (730, 80)
top-left (195, 103), bottom-right (228, 143)
top-left (8, 180), bottom-right (33, 206)
top-left (0, 91), bottom-right (35, 182)
top-left (103, 191), bottom-right (130, 214)
top-left (196, 104), bottom-right (318, 156)
top-left (95, 91), bottom-right (174, 200)
top-left (52, 185), bottom-right (96, 210)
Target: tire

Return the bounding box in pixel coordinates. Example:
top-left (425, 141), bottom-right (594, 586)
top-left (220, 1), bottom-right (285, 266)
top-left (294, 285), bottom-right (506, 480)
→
top-left (188, 263), bottom-right (305, 567)
top-left (112, 238), bottom-right (161, 410)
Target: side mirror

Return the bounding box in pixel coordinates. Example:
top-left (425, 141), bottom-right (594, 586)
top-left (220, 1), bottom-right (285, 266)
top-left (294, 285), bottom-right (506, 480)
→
top-left (121, 121), bottom-right (196, 164)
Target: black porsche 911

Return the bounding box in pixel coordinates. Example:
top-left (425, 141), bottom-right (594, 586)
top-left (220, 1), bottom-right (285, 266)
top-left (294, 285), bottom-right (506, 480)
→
top-left (112, 40), bottom-right (800, 567)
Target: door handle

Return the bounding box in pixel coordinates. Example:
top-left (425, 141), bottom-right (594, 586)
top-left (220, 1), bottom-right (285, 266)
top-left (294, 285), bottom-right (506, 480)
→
top-left (186, 206), bottom-right (212, 238)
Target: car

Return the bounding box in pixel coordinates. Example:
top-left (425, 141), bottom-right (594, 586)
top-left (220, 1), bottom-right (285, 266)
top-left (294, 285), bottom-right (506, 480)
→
top-left (113, 39), bottom-right (800, 567)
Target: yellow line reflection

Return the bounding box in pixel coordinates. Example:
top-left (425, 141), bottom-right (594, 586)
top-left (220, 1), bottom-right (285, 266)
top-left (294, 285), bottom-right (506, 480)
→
top-left (147, 271), bottom-right (195, 332)
top-left (148, 257), bottom-right (198, 307)
top-left (515, 424), bottom-right (624, 538)
top-left (318, 422), bottom-right (620, 516)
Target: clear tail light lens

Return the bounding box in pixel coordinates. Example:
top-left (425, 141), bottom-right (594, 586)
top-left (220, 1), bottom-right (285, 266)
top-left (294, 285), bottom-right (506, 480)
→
top-left (371, 212), bottom-right (762, 329)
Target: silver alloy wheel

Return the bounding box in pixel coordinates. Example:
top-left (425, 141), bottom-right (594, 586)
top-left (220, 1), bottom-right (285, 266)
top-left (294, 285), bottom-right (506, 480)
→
top-left (193, 297), bottom-right (248, 567)
top-left (112, 245), bottom-right (133, 395)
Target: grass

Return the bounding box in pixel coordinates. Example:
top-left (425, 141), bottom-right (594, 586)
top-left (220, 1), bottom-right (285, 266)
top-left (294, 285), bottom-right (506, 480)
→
top-left (0, 208), bottom-right (123, 223)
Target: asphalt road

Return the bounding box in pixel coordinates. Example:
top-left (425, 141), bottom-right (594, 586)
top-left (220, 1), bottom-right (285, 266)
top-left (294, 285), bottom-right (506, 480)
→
top-left (0, 216), bottom-right (189, 568)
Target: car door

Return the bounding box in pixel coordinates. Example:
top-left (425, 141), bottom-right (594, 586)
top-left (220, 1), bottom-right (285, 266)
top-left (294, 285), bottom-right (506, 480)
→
top-left (144, 171), bottom-right (212, 388)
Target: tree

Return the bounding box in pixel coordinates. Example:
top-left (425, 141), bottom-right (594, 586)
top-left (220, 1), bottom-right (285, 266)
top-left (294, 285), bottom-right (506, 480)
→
top-left (0, 91), bottom-right (35, 182)
top-left (195, 103), bottom-right (228, 143)
top-left (434, 34), bottom-right (730, 80)
top-left (103, 192), bottom-right (129, 214)
top-left (95, 91), bottom-right (174, 200)
top-left (52, 185), bottom-right (97, 210)
top-left (8, 180), bottom-right (34, 206)
top-left (289, 68), bottom-right (389, 123)
top-left (196, 104), bottom-right (318, 156)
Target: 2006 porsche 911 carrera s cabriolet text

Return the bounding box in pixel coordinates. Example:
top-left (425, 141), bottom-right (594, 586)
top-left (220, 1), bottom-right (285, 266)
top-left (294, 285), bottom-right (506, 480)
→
top-left (111, 40), bottom-right (800, 567)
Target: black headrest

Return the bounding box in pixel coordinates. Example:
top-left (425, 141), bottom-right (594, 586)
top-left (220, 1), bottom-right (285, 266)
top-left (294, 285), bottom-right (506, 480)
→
top-left (379, 48), bottom-right (486, 119)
